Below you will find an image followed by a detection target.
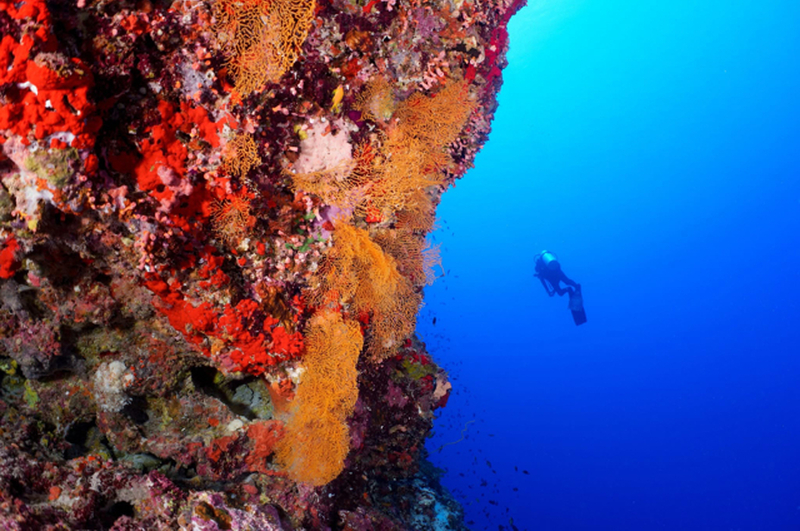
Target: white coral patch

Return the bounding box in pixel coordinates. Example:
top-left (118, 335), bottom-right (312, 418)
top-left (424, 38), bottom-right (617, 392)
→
top-left (0, 136), bottom-right (55, 222)
top-left (293, 119), bottom-right (355, 175)
top-left (93, 360), bottom-right (133, 413)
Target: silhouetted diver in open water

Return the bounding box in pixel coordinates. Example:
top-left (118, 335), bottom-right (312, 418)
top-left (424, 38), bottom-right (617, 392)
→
top-left (534, 250), bottom-right (587, 325)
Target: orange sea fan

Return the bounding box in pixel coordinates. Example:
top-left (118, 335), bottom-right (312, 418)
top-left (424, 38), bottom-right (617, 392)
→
top-left (351, 80), bottom-right (475, 221)
top-left (211, 193), bottom-right (255, 247)
top-left (221, 133), bottom-right (260, 178)
top-left (393, 79), bottom-right (475, 147)
top-left (310, 222), bottom-right (420, 361)
top-left (353, 76), bottom-right (396, 123)
top-left (213, 0), bottom-right (315, 96)
top-left (274, 310), bottom-right (362, 485)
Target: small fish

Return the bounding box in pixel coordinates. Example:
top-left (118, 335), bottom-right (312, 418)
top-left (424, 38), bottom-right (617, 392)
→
top-left (331, 85), bottom-right (344, 112)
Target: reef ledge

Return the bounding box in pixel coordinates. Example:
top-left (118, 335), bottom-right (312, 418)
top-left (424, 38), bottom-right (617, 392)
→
top-left (0, 0), bottom-right (523, 528)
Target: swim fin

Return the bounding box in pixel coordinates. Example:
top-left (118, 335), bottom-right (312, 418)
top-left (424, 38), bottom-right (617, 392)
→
top-left (568, 286), bottom-right (587, 326)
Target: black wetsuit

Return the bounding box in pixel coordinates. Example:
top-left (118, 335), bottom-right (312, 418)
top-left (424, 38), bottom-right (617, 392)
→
top-left (535, 259), bottom-right (578, 297)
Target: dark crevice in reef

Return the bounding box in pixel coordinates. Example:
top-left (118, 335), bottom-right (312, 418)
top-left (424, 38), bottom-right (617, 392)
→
top-left (191, 366), bottom-right (262, 420)
top-left (121, 396), bottom-right (150, 425)
top-left (99, 500), bottom-right (136, 529)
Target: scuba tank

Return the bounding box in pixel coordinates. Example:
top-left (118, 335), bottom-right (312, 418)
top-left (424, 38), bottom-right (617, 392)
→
top-left (539, 250), bottom-right (560, 271)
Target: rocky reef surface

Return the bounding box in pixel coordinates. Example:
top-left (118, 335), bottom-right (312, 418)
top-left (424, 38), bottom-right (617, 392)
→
top-left (0, 0), bottom-right (522, 528)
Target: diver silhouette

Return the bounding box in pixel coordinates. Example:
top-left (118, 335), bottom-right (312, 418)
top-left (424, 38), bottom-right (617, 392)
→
top-left (534, 250), bottom-right (587, 325)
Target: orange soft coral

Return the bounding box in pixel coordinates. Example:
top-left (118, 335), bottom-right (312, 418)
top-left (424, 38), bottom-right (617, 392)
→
top-left (274, 310), bottom-right (362, 485)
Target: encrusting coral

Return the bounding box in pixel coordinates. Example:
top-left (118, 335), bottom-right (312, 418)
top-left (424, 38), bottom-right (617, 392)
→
top-left (0, 0), bottom-right (525, 526)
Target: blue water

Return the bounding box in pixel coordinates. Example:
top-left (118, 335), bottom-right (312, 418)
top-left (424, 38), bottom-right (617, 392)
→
top-left (418, 1), bottom-right (800, 529)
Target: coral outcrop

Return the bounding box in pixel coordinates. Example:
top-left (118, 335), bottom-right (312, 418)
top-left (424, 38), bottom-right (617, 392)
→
top-left (0, 0), bottom-right (523, 527)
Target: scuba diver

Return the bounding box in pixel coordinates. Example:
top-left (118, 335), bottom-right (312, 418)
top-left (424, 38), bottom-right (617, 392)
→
top-left (534, 250), bottom-right (587, 325)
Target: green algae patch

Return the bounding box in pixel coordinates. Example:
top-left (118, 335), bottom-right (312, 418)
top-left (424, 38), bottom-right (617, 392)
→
top-left (0, 359), bottom-right (19, 376)
top-left (400, 357), bottom-right (436, 381)
top-left (0, 186), bottom-right (13, 222)
top-left (23, 380), bottom-right (39, 407)
top-left (24, 147), bottom-right (80, 189)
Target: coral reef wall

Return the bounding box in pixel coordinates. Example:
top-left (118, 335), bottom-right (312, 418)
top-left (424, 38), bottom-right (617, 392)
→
top-left (0, 0), bottom-right (523, 527)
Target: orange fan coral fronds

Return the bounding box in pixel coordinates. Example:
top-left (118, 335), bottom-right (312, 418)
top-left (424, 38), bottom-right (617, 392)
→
top-left (422, 243), bottom-right (442, 286)
top-left (213, 0), bottom-right (315, 96)
top-left (289, 140), bottom-right (375, 216)
top-left (211, 192), bottom-right (256, 247)
top-left (293, 82), bottom-right (473, 223)
top-left (393, 79), bottom-right (475, 147)
top-left (373, 229), bottom-right (424, 284)
top-left (288, 159), bottom-right (359, 211)
top-left (350, 80), bottom-right (475, 221)
top-left (274, 310), bottom-right (363, 485)
top-left (373, 229), bottom-right (441, 288)
top-left (353, 76), bottom-right (396, 123)
top-left (367, 275), bottom-right (421, 361)
top-left (395, 189), bottom-right (437, 233)
top-left (221, 133), bottom-right (260, 178)
top-left (358, 131), bottom-right (445, 220)
top-left (311, 222), bottom-right (420, 361)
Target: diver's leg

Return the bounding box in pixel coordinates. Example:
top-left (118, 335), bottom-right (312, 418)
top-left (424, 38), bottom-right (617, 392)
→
top-left (553, 284), bottom-right (570, 296)
top-left (560, 271), bottom-right (579, 290)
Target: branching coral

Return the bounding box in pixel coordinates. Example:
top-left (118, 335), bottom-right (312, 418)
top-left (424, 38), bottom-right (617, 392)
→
top-left (353, 77), bottom-right (397, 123)
top-left (295, 80), bottom-right (475, 224)
top-left (393, 79), bottom-right (476, 148)
top-left (288, 140), bottom-right (375, 214)
top-left (373, 230), bottom-right (441, 288)
top-left (361, 79), bottom-right (476, 220)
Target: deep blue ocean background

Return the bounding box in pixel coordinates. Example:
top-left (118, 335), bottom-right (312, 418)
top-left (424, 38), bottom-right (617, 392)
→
top-left (417, 1), bottom-right (800, 529)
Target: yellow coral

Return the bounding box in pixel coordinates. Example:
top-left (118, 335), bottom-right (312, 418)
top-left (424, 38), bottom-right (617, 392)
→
top-left (288, 159), bottom-right (359, 210)
top-left (393, 79), bottom-right (475, 147)
top-left (357, 131), bottom-right (445, 220)
top-left (360, 79), bottom-right (475, 220)
top-left (395, 189), bottom-right (437, 233)
top-left (274, 310), bottom-right (363, 485)
top-left (292, 81), bottom-right (473, 224)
